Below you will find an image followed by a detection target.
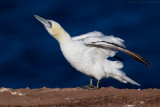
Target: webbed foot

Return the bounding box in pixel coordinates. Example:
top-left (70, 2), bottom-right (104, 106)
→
top-left (81, 85), bottom-right (99, 90)
top-left (81, 77), bottom-right (100, 90)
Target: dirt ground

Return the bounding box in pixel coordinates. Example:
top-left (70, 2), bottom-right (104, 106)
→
top-left (0, 87), bottom-right (159, 107)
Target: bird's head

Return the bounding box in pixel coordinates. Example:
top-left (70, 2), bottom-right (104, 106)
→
top-left (34, 15), bottom-right (70, 43)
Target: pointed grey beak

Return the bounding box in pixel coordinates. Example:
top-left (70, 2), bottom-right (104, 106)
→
top-left (34, 15), bottom-right (51, 28)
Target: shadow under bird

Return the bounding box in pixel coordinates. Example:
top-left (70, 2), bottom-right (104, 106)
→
top-left (34, 15), bottom-right (152, 89)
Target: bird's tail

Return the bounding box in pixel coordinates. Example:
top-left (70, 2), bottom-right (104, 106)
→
top-left (103, 60), bottom-right (141, 86)
top-left (122, 76), bottom-right (141, 86)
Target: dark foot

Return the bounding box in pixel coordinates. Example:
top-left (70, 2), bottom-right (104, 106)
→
top-left (81, 85), bottom-right (99, 90)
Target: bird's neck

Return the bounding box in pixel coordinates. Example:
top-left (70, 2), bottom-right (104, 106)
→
top-left (52, 25), bottom-right (72, 44)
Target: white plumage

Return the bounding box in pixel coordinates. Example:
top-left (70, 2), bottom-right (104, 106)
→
top-left (34, 15), bottom-right (151, 89)
top-left (62, 31), bottom-right (139, 85)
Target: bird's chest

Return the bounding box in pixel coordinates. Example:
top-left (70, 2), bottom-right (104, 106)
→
top-left (60, 42), bottom-right (92, 70)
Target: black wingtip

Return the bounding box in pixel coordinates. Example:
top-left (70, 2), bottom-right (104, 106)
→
top-left (117, 47), bottom-right (152, 69)
top-left (114, 55), bottom-right (124, 62)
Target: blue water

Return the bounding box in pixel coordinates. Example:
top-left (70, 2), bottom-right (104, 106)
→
top-left (0, 0), bottom-right (160, 89)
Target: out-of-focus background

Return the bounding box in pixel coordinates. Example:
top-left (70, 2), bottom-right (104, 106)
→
top-left (0, 0), bottom-right (159, 89)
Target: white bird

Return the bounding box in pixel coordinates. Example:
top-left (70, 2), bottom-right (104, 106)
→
top-left (34, 15), bottom-right (152, 89)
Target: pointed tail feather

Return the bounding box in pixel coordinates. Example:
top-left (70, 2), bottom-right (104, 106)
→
top-left (122, 76), bottom-right (141, 86)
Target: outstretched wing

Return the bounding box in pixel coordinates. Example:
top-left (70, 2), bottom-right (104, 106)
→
top-left (72, 31), bottom-right (152, 68)
top-left (72, 31), bottom-right (126, 48)
top-left (72, 31), bottom-right (104, 41)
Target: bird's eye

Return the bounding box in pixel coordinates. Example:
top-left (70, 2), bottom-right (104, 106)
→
top-left (48, 21), bottom-right (52, 27)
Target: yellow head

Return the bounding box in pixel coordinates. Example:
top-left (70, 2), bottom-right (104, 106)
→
top-left (34, 15), bottom-right (70, 43)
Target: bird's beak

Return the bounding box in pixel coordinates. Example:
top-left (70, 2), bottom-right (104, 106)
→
top-left (34, 15), bottom-right (51, 28)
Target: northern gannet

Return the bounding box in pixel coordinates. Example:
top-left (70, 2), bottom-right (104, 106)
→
top-left (34, 15), bottom-right (152, 89)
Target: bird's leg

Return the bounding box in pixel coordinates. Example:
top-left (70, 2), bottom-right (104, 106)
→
top-left (90, 77), bottom-right (94, 87)
top-left (81, 77), bottom-right (95, 89)
top-left (96, 80), bottom-right (100, 89)
top-left (81, 79), bottom-right (100, 90)
top-left (81, 77), bottom-right (101, 90)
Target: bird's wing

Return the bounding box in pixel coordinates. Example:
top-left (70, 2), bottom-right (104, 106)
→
top-left (73, 31), bottom-right (151, 68)
top-left (72, 31), bottom-right (104, 41)
top-left (72, 31), bottom-right (126, 48)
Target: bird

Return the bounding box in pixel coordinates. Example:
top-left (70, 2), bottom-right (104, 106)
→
top-left (34, 15), bottom-right (152, 89)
